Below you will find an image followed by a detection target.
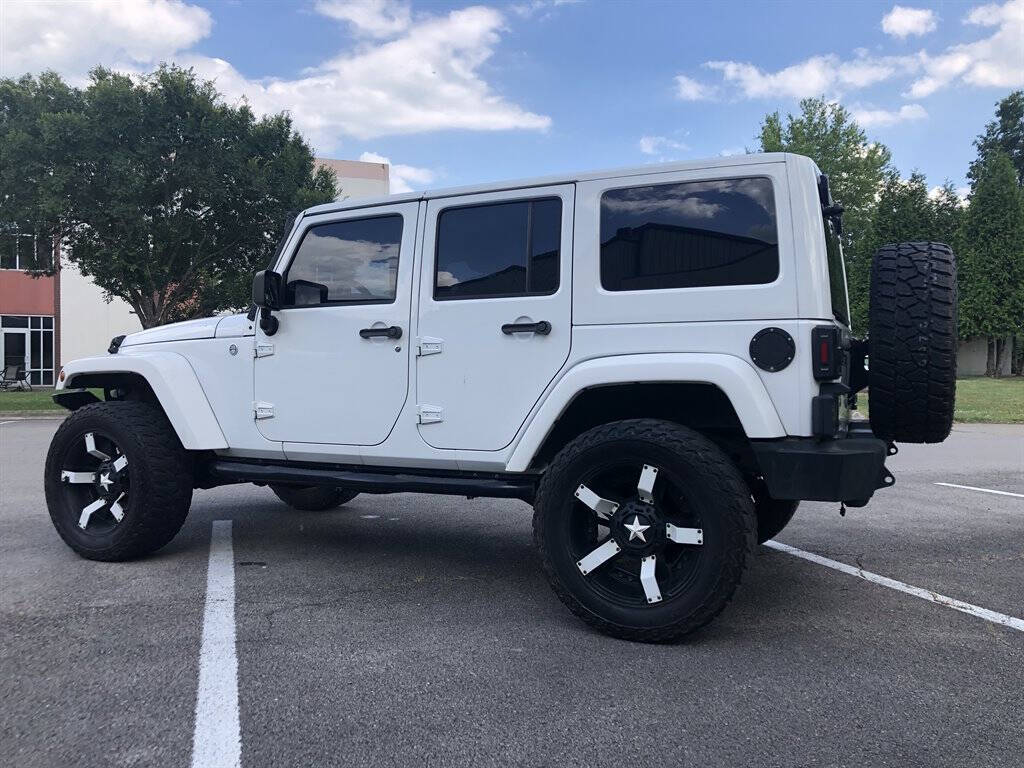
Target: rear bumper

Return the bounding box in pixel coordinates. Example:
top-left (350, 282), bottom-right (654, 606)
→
top-left (751, 423), bottom-right (892, 506)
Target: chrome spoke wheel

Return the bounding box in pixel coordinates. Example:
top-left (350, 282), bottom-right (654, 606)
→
top-left (57, 430), bottom-right (130, 534)
top-left (569, 460), bottom-right (704, 608)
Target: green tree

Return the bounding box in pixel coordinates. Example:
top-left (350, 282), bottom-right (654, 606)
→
top-left (971, 91), bottom-right (1024, 187)
top-left (759, 98), bottom-right (892, 332)
top-left (1, 67), bottom-right (337, 327)
top-left (929, 181), bottom-right (966, 248)
top-left (0, 72), bottom-right (84, 264)
top-left (959, 151), bottom-right (1024, 375)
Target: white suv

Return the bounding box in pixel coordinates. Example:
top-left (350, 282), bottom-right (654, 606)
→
top-left (46, 153), bottom-right (957, 641)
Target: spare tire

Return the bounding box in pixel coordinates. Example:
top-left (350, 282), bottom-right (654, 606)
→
top-left (868, 242), bottom-right (957, 443)
top-left (270, 485), bottom-right (359, 511)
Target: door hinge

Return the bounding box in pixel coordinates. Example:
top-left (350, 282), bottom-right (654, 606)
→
top-left (416, 336), bottom-right (444, 356)
top-left (254, 401), bottom-right (275, 420)
top-left (254, 342), bottom-right (274, 358)
top-left (417, 404), bottom-right (444, 424)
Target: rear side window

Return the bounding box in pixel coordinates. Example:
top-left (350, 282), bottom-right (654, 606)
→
top-left (434, 198), bottom-right (561, 299)
top-left (823, 217), bottom-right (850, 325)
top-left (600, 177), bottom-right (779, 291)
top-left (284, 215), bottom-right (403, 306)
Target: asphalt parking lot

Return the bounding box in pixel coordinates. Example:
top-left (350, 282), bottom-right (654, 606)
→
top-left (2, 418), bottom-right (1022, 768)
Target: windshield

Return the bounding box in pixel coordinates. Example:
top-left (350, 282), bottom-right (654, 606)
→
top-left (823, 215), bottom-right (850, 327)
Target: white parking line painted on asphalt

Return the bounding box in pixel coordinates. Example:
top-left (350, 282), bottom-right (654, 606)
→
top-left (191, 520), bottom-right (241, 768)
top-left (934, 482), bottom-right (1024, 499)
top-left (765, 540), bottom-right (1024, 633)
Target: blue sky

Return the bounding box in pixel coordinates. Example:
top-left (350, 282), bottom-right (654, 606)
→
top-left (3, 0), bottom-right (1022, 194)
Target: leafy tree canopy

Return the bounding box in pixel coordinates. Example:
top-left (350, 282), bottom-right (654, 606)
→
top-left (958, 150), bottom-right (1024, 340)
top-left (0, 67), bottom-right (337, 327)
top-left (759, 98), bottom-right (892, 331)
top-left (971, 90), bottom-right (1024, 188)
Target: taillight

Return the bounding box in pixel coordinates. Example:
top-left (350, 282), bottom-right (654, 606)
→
top-left (811, 325), bottom-right (843, 380)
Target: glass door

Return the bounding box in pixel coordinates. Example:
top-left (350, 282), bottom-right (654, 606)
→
top-left (2, 329), bottom-right (29, 372)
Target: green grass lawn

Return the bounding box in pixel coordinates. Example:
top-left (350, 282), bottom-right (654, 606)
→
top-left (857, 377), bottom-right (1024, 424)
top-left (0, 388), bottom-right (102, 413)
top-left (2, 379), bottom-right (1021, 422)
top-left (0, 388), bottom-right (66, 412)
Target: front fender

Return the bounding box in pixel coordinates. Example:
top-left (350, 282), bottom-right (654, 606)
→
top-left (505, 353), bottom-right (786, 472)
top-left (57, 351), bottom-right (229, 450)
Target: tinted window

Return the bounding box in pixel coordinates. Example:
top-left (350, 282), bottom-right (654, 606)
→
top-left (600, 178), bottom-right (779, 291)
top-left (284, 215), bottom-right (402, 306)
top-left (435, 198), bottom-right (561, 299)
top-left (823, 217), bottom-right (850, 325)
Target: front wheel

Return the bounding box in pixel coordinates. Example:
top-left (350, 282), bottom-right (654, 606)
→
top-left (533, 419), bottom-right (756, 642)
top-left (44, 401), bottom-right (193, 561)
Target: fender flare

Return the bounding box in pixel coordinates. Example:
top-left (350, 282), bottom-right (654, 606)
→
top-left (57, 351), bottom-right (229, 450)
top-left (505, 353), bottom-right (786, 472)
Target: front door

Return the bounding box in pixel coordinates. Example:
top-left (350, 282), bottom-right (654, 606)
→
top-left (2, 329), bottom-right (29, 372)
top-left (416, 185), bottom-right (574, 451)
top-left (254, 202), bottom-right (419, 445)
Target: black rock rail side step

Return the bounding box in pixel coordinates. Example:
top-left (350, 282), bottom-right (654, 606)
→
top-left (203, 458), bottom-right (538, 502)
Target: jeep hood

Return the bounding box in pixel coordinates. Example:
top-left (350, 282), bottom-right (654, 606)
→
top-left (119, 313), bottom-right (253, 348)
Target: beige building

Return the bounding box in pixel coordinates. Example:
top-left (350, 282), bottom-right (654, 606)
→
top-left (316, 157), bottom-right (390, 200)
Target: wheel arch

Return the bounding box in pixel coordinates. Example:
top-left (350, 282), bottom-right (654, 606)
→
top-left (57, 353), bottom-right (228, 450)
top-left (506, 353), bottom-right (786, 473)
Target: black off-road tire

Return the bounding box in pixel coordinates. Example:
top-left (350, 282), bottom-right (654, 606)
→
top-left (533, 419), bottom-right (756, 642)
top-left (44, 401), bottom-right (193, 561)
top-left (869, 242), bottom-right (957, 443)
top-left (270, 485), bottom-right (359, 511)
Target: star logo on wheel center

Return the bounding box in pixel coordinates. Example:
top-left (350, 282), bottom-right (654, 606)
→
top-left (623, 515), bottom-right (650, 542)
top-left (99, 473), bottom-right (112, 491)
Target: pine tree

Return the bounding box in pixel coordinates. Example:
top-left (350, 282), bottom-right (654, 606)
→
top-left (959, 151), bottom-right (1024, 375)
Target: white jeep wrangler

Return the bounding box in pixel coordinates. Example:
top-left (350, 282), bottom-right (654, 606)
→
top-left (46, 153), bottom-right (956, 641)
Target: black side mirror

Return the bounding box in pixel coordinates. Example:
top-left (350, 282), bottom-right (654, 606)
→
top-left (252, 270), bottom-right (282, 310)
top-left (252, 270), bottom-right (282, 336)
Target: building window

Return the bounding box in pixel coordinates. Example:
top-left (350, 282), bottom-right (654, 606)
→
top-left (434, 197), bottom-right (562, 300)
top-left (284, 215), bottom-right (403, 306)
top-left (600, 177), bottom-right (779, 292)
top-left (0, 232), bottom-right (52, 271)
top-left (1, 315), bottom-right (55, 385)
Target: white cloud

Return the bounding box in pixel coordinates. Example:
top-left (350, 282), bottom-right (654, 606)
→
top-left (674, 74), bottom-right (713, 100)
top-left (929, 184), bottom-right (970, 203)
top-left (704, 54), bottom-right (911, 100)
top-left (1, 1), bottom-right (551, 153)
top-left (359, 151), bottom-right (435, 193)
top-left (907, 0), bottom-right (1024, 96)
top-left (638, 135), bottom-right (689, 156)
top-left (0, 0), bottom-right (211, 82)
top-left (852, 103), bottom-right (928, 127)
top-left (190, 5), bottom-right (551, 149)
top-left (511, 0), bottom-right (582, 19)
top-left (882, 6), bottom-right (938, 38)
top-left (315, 0), bottom-right (411, 38)
top-left (700, 0), bottom-right (1023, 102)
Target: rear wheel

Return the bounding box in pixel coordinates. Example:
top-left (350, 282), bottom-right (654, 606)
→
top-left (270, 485), bottom-right (358, 511)
top-left (44, 402), bottom-right (193, 561)
top-left (533, 419), bottom-right (756, 642)
top-left (868, 242), bottom-right (957, 443)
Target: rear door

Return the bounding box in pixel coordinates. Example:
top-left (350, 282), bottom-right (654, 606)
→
top-left (254, 203), bottom-right (418, 445)
top-left (415, 185), bottom-right (574, 451)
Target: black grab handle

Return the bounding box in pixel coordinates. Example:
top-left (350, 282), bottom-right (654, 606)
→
top-left (359, 325), bottom-right (403, 340)
top-left (501, 320), bottom-right (552, 336)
